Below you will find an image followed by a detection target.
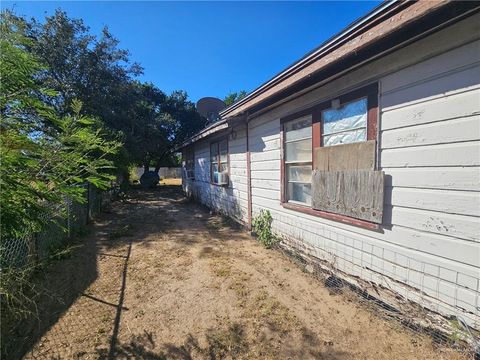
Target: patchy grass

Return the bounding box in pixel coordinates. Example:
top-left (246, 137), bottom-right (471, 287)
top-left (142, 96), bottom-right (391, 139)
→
top-left (209, 256), bottom-right (232, 278)
top-left (108, 224), bottom-right (133, 240)
top-left (20, 187), bottom-right (472, 360)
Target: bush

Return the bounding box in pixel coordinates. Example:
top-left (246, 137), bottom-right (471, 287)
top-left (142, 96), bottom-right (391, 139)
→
top-left (252, 210), bottom-right (278, 249)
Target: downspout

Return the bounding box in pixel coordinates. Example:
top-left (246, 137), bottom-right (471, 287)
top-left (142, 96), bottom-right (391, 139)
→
top-left (246, 112), bottom-right (252, 230)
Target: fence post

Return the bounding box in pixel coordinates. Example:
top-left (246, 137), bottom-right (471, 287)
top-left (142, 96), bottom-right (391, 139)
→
top-left (87, 183), bottom-right (91, 222)
top-left (66, 196), bottom-right (71, 239)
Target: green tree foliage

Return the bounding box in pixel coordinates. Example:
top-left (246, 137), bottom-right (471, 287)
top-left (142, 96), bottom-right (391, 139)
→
top-left (26, 10), bottom-right (142, 119)
top-left (1, 13), bottom-right (122, 345)
top-left (0, 11), bottom-right (120, 242)
top-left (22, 10), bottom-right (205, 172)
top-left (224, 90), bottom-right (248, 107)
top-left (125, 81), bottom-right (169, 172)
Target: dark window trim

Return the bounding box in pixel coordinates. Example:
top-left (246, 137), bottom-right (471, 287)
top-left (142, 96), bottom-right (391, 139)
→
top-left (210, 137), bottom-right (230, 187)
top-left (280, 83), bottom-right (380, 230)
top-left (184, 145), bottom-right (195, 181)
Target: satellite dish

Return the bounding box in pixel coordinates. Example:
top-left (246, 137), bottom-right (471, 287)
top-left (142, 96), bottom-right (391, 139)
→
top-left (196, 97), bottom-right (226, 124)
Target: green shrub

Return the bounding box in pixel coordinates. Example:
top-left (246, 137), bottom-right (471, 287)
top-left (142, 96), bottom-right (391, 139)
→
top-left (252, 210), bottom-right (278, 248)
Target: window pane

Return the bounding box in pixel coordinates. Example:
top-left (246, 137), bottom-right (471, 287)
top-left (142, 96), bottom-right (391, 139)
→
top-left (220, 153), bottom-right (227, 163)
top-left (219, 139), bottom-right (228, 154)
top-left (210, 143), bottom-right (218, 157)
top-left (323, 128), bottom-right (366, 146)
top-left (287, 164), bottom-right (311, 182)
top-left (219, 162), bottom-right (228, 173)
top-left (285, 139), bottom-right (311, 162)
top-left (287, 182), bottom-right (311, 204)
top-left (285, 115), bottom-right (312, 142)
top-left (211, 163), bottom-right (219, 174)
top-left (322, 97), bottom-right (367, 136)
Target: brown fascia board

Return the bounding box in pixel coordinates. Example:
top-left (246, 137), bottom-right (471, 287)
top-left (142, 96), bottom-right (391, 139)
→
top-left (219, 0), bottom-right (455, 118)
top-left (175, 115), bottom-right (246, 150)
top-left (175, 120), bottom-right (228, 151)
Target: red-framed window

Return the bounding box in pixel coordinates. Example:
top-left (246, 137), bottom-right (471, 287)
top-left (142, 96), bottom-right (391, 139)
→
top-left (210, 138), bottom-right (229, 186)
top-left (183, 146), bottom-right (195, 180)
top-left (280, 83), bottom-right (379, 229)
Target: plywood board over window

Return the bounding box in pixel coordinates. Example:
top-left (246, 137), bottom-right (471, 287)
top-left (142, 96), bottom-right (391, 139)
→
top-left (280, 83), bottom-right (384, 228)
top-left (314, 141), bottom-right (376, 171)
top-left (312, 170), bottom-right (384, 223)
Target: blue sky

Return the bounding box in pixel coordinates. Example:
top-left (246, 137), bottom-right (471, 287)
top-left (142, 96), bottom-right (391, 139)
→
top-left (3, 1), bottom-right (381, 102)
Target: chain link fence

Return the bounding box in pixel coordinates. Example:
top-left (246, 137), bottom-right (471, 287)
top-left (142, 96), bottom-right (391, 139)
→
top-left (1, 184), bottom-right (115, 270)
top-left (1, 183), bottom-right (118, 359)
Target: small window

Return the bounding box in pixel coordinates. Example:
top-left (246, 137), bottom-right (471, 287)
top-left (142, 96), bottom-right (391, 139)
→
top-left (184, 146), bottom-right (195, 179)
top-left (322, 97), bottom-right (367, 147)
top-left (210, 139), bottom-right (229, 185)
top-left (284, 115), bottom-right (312, 205)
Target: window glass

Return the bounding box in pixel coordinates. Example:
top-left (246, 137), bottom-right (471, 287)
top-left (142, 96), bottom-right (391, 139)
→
top-left (210, 143), bottom-right (218, 157)
top-left (219, 162), bottom-right (228, 173)
top-left (210, 139), bottom-right (229, 184)
top-left (284, 116), bottom-right (312, 205)
top-left (219, 153), bottom-right (228, 163)
top-left (287, 182), bottom-right (311, 205)
top-left (287, 165), bottom-right (312, 182)
top-left (285, 115), bottom-right (312, 142)
top-left (322, 97), bottom-right (367, 146)
top-left (185, 147), bottom-right (195, 171)
top-left (285, 139), bottom-right (311, 162)
top-left (219, 139), bottom-right (228, 154)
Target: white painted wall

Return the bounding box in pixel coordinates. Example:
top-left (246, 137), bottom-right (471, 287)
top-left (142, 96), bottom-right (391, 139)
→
top-left (183, 123), bottom-right (249, 223)
top-left (184, 15), bottom-right (480, 328)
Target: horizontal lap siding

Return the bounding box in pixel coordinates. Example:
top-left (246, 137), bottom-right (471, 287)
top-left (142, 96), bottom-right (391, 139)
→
top-left (187, 124), bottom-right (249, 223)
top-left (247, 33), bottom-right (480, 325)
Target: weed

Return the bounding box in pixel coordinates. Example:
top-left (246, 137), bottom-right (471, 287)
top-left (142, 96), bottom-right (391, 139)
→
top-left (204, 322), bottom-right (249, 358)
top-left (210, 258), bottom-right (232, 277)
top-left (108, 224), bottom-right (132, 240)
top-left (252, 210), bottom-right (278, 248)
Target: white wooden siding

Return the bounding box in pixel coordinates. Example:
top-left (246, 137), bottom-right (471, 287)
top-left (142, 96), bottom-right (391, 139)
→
top-left (186, 16), bottom-right (480, 327)
top-left (185, 123), bottom-right (249, 223)
top-left (246, 30), bottom-right (480, 325)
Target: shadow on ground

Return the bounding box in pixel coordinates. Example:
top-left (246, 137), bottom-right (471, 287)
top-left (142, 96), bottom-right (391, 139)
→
top-left (97, 325), bottom-right (349, 360)
top-left (6, 184), bottom-right (463, 360)
top-left (5, 185), bottom-right (188, 359)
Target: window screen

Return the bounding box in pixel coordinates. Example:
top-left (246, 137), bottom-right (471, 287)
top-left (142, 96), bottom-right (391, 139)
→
top-left (284, 115), bottom-right (312, 205)
top-left (322, 97), bottom-right (367, 147)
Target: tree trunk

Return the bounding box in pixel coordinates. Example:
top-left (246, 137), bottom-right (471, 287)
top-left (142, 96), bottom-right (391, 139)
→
top-left (154, 151), bottom-right (168, 172)
top-left (143, 156), bottom-right (149, 174)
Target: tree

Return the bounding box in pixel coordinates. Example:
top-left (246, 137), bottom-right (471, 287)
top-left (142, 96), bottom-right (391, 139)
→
top-left (25, 10), bottom-right (142, 121)
top-left (23, 10), bottom-right (205, 175)
top-left (125, 82), bottom-right (169, 173)
top-left (224, 90), bottom-right (247, 107)
top-left (0, 10), bottom-right (120, 243)
top-left (158, 90), bottom-right (206, 167)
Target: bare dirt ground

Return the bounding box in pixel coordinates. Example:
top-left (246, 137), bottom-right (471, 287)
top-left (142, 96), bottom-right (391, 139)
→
top-left (20, 186), bottom-right (467, 360)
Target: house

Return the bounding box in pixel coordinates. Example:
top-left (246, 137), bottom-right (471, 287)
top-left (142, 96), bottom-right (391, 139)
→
top-left (178, 1), bottom-right (480, 329)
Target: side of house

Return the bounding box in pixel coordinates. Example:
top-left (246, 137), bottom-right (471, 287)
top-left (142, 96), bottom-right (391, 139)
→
top-left (181, 6), bottom-right (480, 328)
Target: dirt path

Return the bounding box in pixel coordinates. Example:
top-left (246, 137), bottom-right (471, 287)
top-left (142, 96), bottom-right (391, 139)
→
top-left (22, 186), bottom-right (466, 359)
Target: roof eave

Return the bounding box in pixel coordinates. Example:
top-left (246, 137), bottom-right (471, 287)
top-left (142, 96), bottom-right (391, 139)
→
top-left (219, 0), bottom-right (400, 118)
top-left (175, 115), bottom-right (247, 151)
